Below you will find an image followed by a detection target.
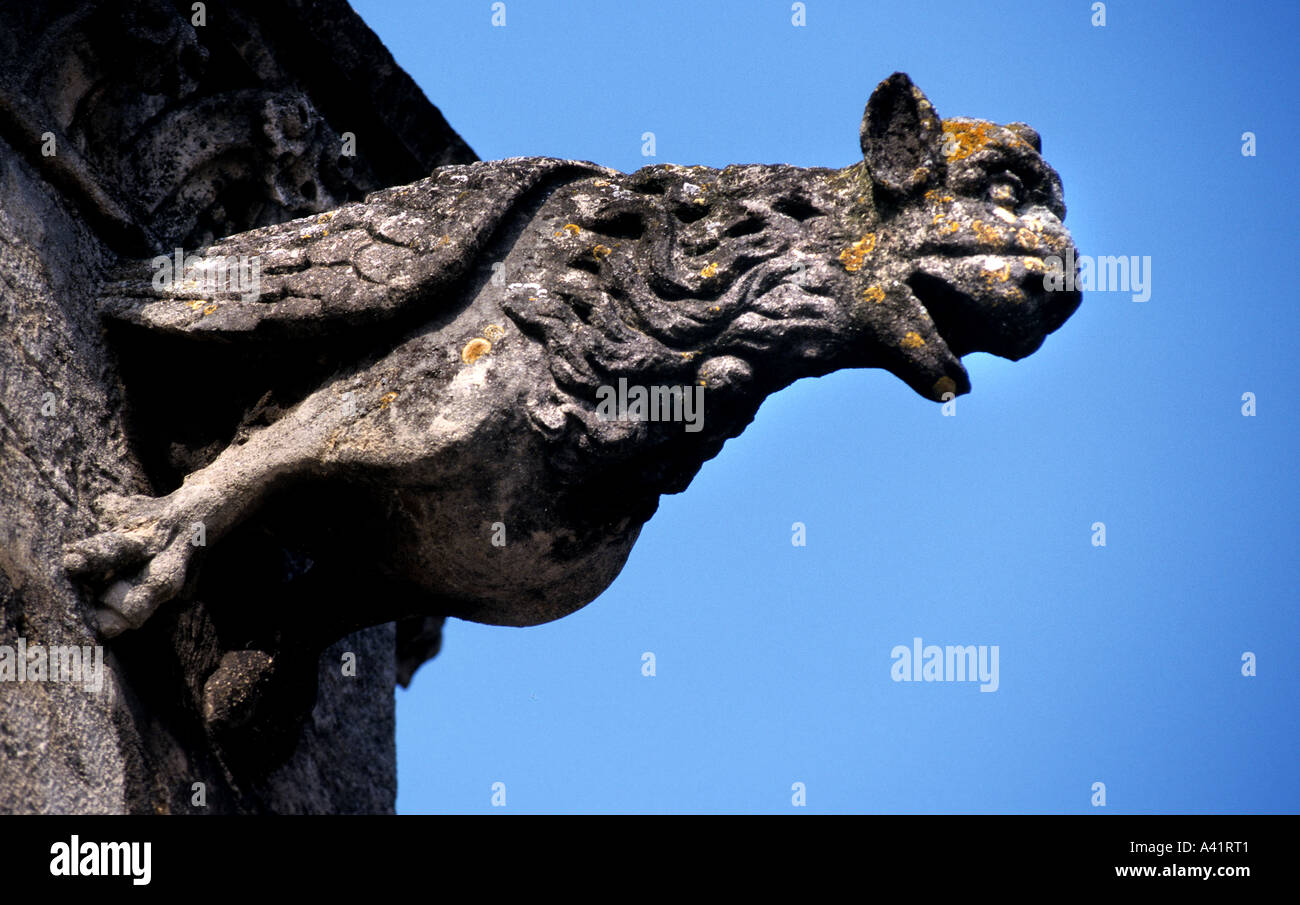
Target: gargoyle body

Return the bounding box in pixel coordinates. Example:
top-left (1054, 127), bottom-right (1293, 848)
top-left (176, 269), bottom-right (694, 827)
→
top-left (67, 74), bottom-right (1080, 652)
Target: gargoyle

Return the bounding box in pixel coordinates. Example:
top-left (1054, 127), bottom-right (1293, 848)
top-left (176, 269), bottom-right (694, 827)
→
top-left (66, 73), bottom-right (1080, 653)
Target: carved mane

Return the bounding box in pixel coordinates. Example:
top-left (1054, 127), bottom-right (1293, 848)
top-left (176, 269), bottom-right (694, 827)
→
top-left (503, 163), bottom-right (858, 495)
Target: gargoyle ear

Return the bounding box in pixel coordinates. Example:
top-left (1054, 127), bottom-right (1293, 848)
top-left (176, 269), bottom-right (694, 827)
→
top-left (860, 72), bottom-right (944, 198)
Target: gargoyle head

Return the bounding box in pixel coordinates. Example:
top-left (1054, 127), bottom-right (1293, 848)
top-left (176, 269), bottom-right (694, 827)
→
top-left (842, 71), bottom-right (1082, 400)
top-left (509, 73), bottom-right (1080, 499)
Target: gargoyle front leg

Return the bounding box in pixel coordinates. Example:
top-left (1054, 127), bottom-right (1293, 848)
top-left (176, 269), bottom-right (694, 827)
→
top-left (64, 386), bottom-right (349, 636)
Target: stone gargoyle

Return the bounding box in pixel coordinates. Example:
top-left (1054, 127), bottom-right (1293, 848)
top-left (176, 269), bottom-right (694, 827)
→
top-left (65, 73), bottom-right (1080, 655)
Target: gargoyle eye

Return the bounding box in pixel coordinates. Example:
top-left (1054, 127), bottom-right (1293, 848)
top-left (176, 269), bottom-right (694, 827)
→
top-left (987, 172), bottom-right (1023, 209)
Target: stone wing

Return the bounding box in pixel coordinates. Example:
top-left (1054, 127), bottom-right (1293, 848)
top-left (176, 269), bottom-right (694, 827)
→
top-left (99, 157), bottom-right (614, 339)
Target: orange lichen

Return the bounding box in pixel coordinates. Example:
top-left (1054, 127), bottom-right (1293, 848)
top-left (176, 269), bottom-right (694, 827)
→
top-left (1017, 228), bottom-right (1041, 249)
top-left (483, 324), bottom-right (506, 342)
top-left (461, 338), bottom-right (491, 363)
top-left (202, 302), bottom-right (218, 316)
top-left (1022, 256), bottom-right (1049, 273)
top-left (982, 262), bottom-right (1011, 285)
top-left (942, 120), bottom-right (995, 161)
top-left (563, 223), bottom-right (581, 236)
top-left (932, 213), bottom-right (960, 235)
top-left (971, 220), bottom-right (1006, 245)
top-left (700, 262), bottom-right (718, 279)
top-left (862, 285), bottom-right (886, 304)
top-left (989, 184), bottom-right (1018, 207)
top-left (901, 331), bottom-right (926, 349)
top-left (838, 233), bottom-right (877, 272)
top-left (1038, 232), bottom-right (1070, 254)
top-left (379, 391), bottom-right (398, 408)
top-left (593, 244), bottom-right (612, 259)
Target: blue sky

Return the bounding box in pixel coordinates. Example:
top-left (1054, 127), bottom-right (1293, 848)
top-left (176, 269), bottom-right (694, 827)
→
top-left (350, 0), bottom-right (1299, 813)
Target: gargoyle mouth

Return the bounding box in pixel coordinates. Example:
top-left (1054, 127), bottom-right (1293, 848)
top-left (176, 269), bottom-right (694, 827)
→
top-left (907, 271), bottom-right (980, 358)
top-left (907, 253), bottom-right (1082, 363)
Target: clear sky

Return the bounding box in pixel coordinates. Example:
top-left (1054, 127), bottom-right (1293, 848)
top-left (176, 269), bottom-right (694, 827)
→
top-left (349, 0), bottom-right (1298, 814)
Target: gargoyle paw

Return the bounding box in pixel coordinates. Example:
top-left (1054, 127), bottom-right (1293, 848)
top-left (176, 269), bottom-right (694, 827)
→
top-left (64, 492), bottom-right (203, 637)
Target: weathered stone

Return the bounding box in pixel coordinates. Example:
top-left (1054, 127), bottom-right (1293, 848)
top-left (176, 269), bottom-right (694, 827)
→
top-left (1, 3), bottom-right (1081, 815)
top-left (0, 0), bottom-right (471, 813)
top-left (67, 73), bottom-right (1080, 722)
